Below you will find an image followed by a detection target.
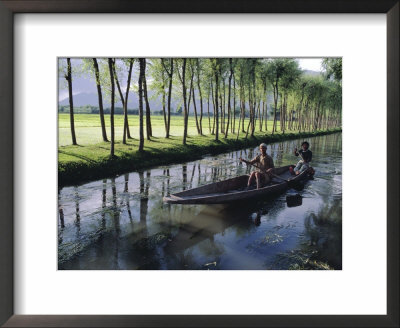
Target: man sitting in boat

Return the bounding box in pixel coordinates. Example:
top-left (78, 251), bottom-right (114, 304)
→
top-left (240, 143), bottom-right (274, 189)
top-left (290, 141), bottom-right (312, 175)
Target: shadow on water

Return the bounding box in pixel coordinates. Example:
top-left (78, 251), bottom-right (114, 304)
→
top-left (58, 133), bottom-right (342, 270)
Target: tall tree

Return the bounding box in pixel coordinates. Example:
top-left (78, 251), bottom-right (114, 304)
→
top-left (112, 59), bottom-right (133, 143)
top-left (65, 58), bottom-right (77, 145)
top-left (232, 66), bottom-right (236, 134)
top-left (123, 59), bottom-right (134, 143)
top-left (189, 60), bottom-right (201, 134)
top-left (210, 58), bottom-right (220, 141)
top-left (266, 59), bottom-right (286, 134)
top-left (112, 59), bottom-right (133, 144)
top-left (143, 59), bottom-right (152, 139)
top-left (92, 58), bottom-right (108, 142)
top-left (279, 59), bottom-right (301, 133)
top-left (138, 59), bottom-right (145, 151)
top-left (195, 59), bottom-right (204, 135)
top-left (108, 58), bottom-right (115, 157)
top-left (161, 58), bottom-right (174, 138)
top-left (224, 58), bottom-right (234, 138)
top-left (322, 58), bottom-right (342, 82)
top-left (176, 59), bottom-right (189, 145)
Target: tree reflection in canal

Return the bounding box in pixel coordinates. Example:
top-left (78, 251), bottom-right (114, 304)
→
top-left (58, 133), bottom-right (342, 270)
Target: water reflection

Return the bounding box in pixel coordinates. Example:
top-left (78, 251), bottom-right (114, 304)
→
top-left (58, 133), bottom-right (342, 270)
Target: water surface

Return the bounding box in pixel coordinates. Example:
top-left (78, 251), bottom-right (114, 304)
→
top-left (58, 133), bottom-right (342, 270)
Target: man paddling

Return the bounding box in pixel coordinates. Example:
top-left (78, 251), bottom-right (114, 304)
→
top-left (290, 141), bottom-right (312, 175)
top-left (240, 143), bottom-right (274, 189)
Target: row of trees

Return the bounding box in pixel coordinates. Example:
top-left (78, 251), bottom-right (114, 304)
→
top-left (61, 58), bottom-right (342, 157)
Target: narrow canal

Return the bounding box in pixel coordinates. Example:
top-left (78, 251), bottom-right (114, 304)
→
top-left (58, 133), bottom-right (342, 270)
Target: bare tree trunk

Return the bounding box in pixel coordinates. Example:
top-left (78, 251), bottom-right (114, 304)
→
top-left (66, 58), bottom-right (77, 145)
top-left (220, 84), bottom-right (224, 134)
top-left (282, 93), bottom-right (288, 133)
top-left (222, 73), bottom-right (226, 135)
top-left (177, 59), bottom-right (189, 145)
top-left (123, 59), bottom-right (133, 143)
top-left (92, 58), bottom-right (108, 142)
top-left (240, 76), bottom-right (246, 133)
top-left (187, 70), bottom-right (194, 138)
top-left (212, 60), bottom-right (219, 141)
top-left (143, 59), bottom-right (152, 139)
top-left (297, 89), bottom-right (305, 132)
top-left (272, 84), bottom-right (278, 134)
top-left (161, 58), bottom-right (174, 138)
top-left (262, 81), bottom-right (267, 132)
top-left (167, 59), bottom-right (173, 137)
top-left (138, 59), bottom-right (145, 151)
top-left (112, 60), bottom-right (131, 143)
top-left (196, 59), bottom-right (204, 135)
top-left (210, 79), bottom-right (216, 135)
top-left (188, 62), bottom-right (200, 134)
top-left (108, 59), bottom-right (115, 157)
top-left (224, 58), bottom-right (233, 138)
top-left (232, 73), bottom-right (236, 134)
top-left (207, 85), bottom-right (211, 134)
top-left (161, 67), bottom-right (167, 137)
top-left (191, 87), bottom-right (201, 134)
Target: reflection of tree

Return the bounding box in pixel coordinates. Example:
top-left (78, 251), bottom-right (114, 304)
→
top-left (303, 199), bottom-right (342, 269)
top-left (212, 166), bottom-right (218, 182)
top-left (276, 143), bottom-right (283, 164)
top-left (139, 171), bottom-right (150, 224)
top-left (123, 174), bottom-right (133, 223)
top-left (74, 187), bottom-right (80, 237)
top-left (162, 169), bottom-right (166, 197)
top-left (189, 164), bottom-right (196, 189)
top-left (58, 189), bottom-right (64, 245)
top-left (111, 178), bottom-right (121, 269)
top-left (182, 165), bottom-right (187, 191)
top-left (101, 179), bottom-right (107, 230)
top-left (94, 179), bottom-right (108, 258)
top-left (166, 169), bottom-right (170, 195)
top-left (165, 204), bottom-right (253, 256)
top-left (197, 163), bottom-right (201, 186)
top-left (58, 188), bottom-right (64, 228)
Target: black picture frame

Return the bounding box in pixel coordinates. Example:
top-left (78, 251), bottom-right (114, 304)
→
top-left (0, 1), bottom-right (398, 327)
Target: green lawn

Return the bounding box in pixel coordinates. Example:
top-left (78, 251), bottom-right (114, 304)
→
top-left (58, 113), bottom-right (340, 187)
top-left (58, 113), bottom-right (279, 146)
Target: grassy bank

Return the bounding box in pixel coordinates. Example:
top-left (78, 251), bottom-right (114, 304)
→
top-left (59, 113), bottom-right (282, 146)
top-left (59, 127), bottom-right (342, 188)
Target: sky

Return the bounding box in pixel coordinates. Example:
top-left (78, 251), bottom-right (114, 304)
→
top-left (298, 58), bottom-right (323, 72)
top-left (58, 58), bottom-right (323, 101)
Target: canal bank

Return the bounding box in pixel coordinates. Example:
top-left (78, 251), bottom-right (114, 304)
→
top-left (59, 128), bottom-right (341, 187)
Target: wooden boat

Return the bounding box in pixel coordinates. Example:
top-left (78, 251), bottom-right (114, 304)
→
top-left (163, 165), bottom-right (314, 204)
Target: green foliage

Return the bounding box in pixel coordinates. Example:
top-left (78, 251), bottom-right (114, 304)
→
top-left (322, 58), bottom-right (342, 82)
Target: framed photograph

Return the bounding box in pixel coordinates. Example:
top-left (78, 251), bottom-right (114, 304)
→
top-left (1, 1), bottom-right (398, 327)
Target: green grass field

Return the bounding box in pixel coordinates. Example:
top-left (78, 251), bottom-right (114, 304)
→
top-left (58, 113), bottom-right (278, 146)
top-left (58, 113), bottom-right (340, 187)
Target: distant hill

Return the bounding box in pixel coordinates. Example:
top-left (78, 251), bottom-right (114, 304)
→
top-left (59, 93), bottom-right (102, 107)
top-left (60, 91), bottom-right (196, 113)
top-left (59, 92), bottom-right (132, 108)
top-left (302, 69), bottom-right (323, 77)
top-left (59, 73), bottom-right (318, 113)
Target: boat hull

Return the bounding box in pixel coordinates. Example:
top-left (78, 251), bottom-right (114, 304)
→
top-left (163, 165), bottom-right (312, 204)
